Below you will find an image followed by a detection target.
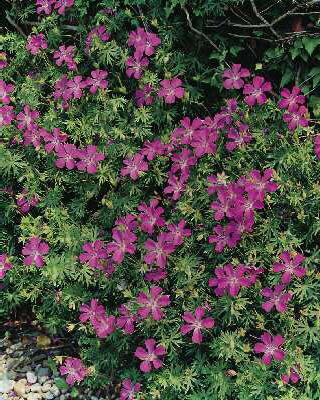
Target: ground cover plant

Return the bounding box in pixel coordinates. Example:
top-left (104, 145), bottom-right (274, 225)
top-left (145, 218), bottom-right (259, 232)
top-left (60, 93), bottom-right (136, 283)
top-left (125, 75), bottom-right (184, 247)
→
top-left (1, 1), bottom-right (320, 399)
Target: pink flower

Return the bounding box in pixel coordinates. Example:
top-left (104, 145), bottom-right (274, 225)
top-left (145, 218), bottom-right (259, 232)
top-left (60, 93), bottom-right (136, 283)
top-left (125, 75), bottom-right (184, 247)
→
top-left (181, 306), bottom-right (215, 344)
top-left (0, 254), bottom-right (13, 279)
top-left (79, 240), bottom-right (108, 269)
top-left (41, 127), bottom-right (68, 153)
top-left (126, 51), bottom-right (149, 79)
top-left (85, 25), bottom-right (110, 52)
top-left (243, 76), bottom-right (272, 106)
top-left (134, 338), bottom-right (166, 373)
top-left (16, 190), bottom-right (39, 213)
top-left (190, 128), bottom-right (218, 157)
top-left (209, 264), bottom-right (251, 297)
top-left (77, 145), bottom-right (105, 174)
top-left (121, 153), bottom-right (148, 180)
top-left (106, 230), bottom-right (137, 264)
top-left (261, 284), bottom-right (292, 313)
top-left (171, 148), bottom-right (197, 175)
top-left (222, 64), bottom-right (250, 89)
top-left (137, 286), bottom-right (170, 321)
top-left (53, 45), bottom-right (77, 71)
top-left (208, 223), bottom-right (240, 253)
top-left (16, 105), bottom-right (39, 131)
top-left (144, 268), bottom-right (167, 282)
top-left (59, 358), bottom-right (88, 386)
top-left (54, 0), bottom-right (74, 15)
top-left (283, 105), bottom-right (308, 131)
top-left (114, 214), bottom-right (137, 234)
top-left (0, 106), bottom-right (15, 126)
top-left (158, 78), bottom-right (185, 104)
top-left (128, 27), bottom-right (161, 56)
top-left (66, 76), bottom-right (87, 99)
top-left (0, 52), bottom-right (8, 69)
top-left (207, 174), bottom-right (228, 195)
top-left (226, 123), bottom-right (252, 152)
top-left (135, 84), bottom-right (154, 107)
top-left (144, 233), bottom-right (176, 269)
top-left (279, 86), bottom-right (305, 112)
top-left (163, 174), bottom-right (186, 201)
top-left (26, 34), bottom-right (48, 55)
top-left (253, 332), bottom-right (286, 365)
top-left (141, 139), bottom-right (167, 160)
top-left (55, 143), bottom-right (80, 170)
top-left (138, 198), bottom-right (165, 234)
top-left (128, 27), bottom-right (146, 48)
top-left (86, 70), bottom-right (108, 94)
top-left (116, 304), bottom-right (136, 334)
top-left (36, 0), bottom-right (55, 15)
top-left (22, 128), bottom-right (42, 148)
top-left (79, 299), bottom-right (106, 324)
top-left (273, 251), bottom-right (306, 284)
top-left (92, 314), bottom-right (116, 338)
top-left (171, 117), bottom-right (203, 145)
top-left (166, 219), bottom-right (191, 246)
top-left (244, 168), bottom-right (278, 201)
top-left (53, 75), bottom-right (71, 101)
top-left (0, 80), bottom-right (14, 104)
top-left (281, 366), bottom-right (301, 385)
top-left (22, 237), bottom-right (49, 267)
top-left (120, 379), bottom-right (141, 400)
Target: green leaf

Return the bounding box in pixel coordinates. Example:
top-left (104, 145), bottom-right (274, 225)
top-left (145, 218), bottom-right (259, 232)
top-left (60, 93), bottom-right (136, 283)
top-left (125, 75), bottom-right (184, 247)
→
top-left (302, 36), bottom-right (320, 56)
top-left (280, 68), bottom-right (294, 87)
top-left (54, 378), bottom-right (69, 391)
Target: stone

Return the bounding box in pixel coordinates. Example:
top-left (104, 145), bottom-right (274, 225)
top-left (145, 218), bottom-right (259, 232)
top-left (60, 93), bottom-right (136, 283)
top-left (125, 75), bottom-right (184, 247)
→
top-left (41, 383), bottom-right (52, 393)
top-left (13, 379), bottom-right (27, 396)
top-left (44, 393), bottom-right (54, 400)
top-left (26, 372), bottom-right (37, 384)
top-left (37, 367), bottom-right (50, 378)
top-left (38, 376), bottom-right (48, 384)
top-left (30, 383), bottom-right (42, 392)
top-left (27, 393), bottom-right (41, 400)
top-left (50, 386), bottom-right (60, 396)
top-left (7, 371), bottom-right (17, 380)
top-left (59, 395), bottom-right (66, 400)
top-left (0, 379), bottom-right (14, 393)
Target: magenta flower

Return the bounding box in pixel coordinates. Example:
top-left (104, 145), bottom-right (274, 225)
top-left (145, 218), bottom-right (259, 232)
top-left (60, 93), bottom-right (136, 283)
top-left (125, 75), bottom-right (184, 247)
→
top-left (279, 86), bottom-right (305, 112)
top-left (134, 338), bottom-right (166, 373)
top-left (190, 128), bottom-right (218, 157)
top-left (144, 233), bottom-right (176, 268)
top-left (36, 0), bottom-right (55, 15)
top-left (171, 148), bottom-right (197, 175)
top-left (22, 237), bottom-right (49, 268)
top-left (253, 332), bottom-right (286, 365)
top-left (0, 254), bottom-right (13, 279)
top-left (106, 230), bottom-right (137, 264)
top-left (79, 240), bottom-right (108, 269)
top-left (85, 25), bottom-right (110, 52)
top-left (41, 127), bottom-right (68, 153)
top-left (281, 366), bottom-right (301, 385)
top-left (226, 123), bottom-right (252, 152)
top-left (163, 174), bottom-right (186, 201)
top-left (22, 128), bottom-right (42, 148)
top-left (53, 75), bottom-right (72, 101)
top-left (53, 45), bottom-right (77, 71)
top-left (55, 143), bottom-right (80, 170)
top-left (243, 76), bottom-right (272, 106)
top-left (158, 78), bottom-right (185, 104)
top-left (166, 219), bottom-right (191, 246)
top-left (79, 299), bottom-right (106, 324)
top-left (120, 379), bottom-right (141, 400)
top-left (209, 264), bottom-right (251, 297)
top-left (261, 284), bottom-right (292, 313)
top-left (16, 190), bottom-right (39, 213)
top-left (273, 251), bottom-right (306, 284)
top-left (77, 145), bottom-right (105, 174)
top-left (114, 214), bottom-right (137, 234)
top-left (128, 27), bottom-right (161, 56)
top-left (137, 286), bottom-right (170, 321)
top-left (244, 168), bottom-right (278, 201)
top-left (116, 304), bottom-right (136, 335)
top-left (86, 70), bottom-right (108, 94)
top-left (144, 268), bottom-right (167, 282)
top-left (135, 84), bottom-right (154, 107)
top-left (181, 306), bottom-right (215, 344)
top-left (66, 76), bottom-right (87, 99)
top-left (121, 153), bottom-right (148, 180)
top-left (126, 51), bottom-right (149, 79)
top-left (208, 223), bottom-right (240, 253)
top-left (26, 34), bottom-right (48, 55)
top-left (0, 52), bottom-right (8, 69)
top-left (0, 80), bottom-right (14, 104)
top-left (138, 198), bottom-right (165, 234)
top-left (59, 358), bottom-right (88, 386)
top-left (141, 139), bottom-right (167, 160)
top-left (0, 106), bottom-right (15, 126)
top-left (128, 27), bottom-right (147, 48)
top-left (283, 105), bottom-right (309, 131)
top-left (92, 314), bottom-right (116, 338)
top-left (222, 64), bottom-right (250, 89)
top-left (54, 0), bottom-right (74, 15)
top-left (207, 174), bottom-right (229, 195)
top-left (16, 105), bottom-right (39, 131)
top-left (171, 117), bottom-right (203, 145)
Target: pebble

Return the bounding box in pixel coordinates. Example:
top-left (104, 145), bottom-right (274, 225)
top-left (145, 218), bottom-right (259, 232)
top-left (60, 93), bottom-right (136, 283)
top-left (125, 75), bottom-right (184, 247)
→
top-left (0, 379), bottom-right (14, 393)
top-left (37, 367), bottom-right (50, 378)
top-left (44, 393), bottom-right (54, 400)
top-left (26, 372), bottom-right (37, 384)
top-left (42, 382), bottom-right (52, 392)
top-left (50, 386), bottom-right (60, 396)
top-left (13, 379), bottom-right (27, 396)
top-left (27, 393), bottom-right (41, 400)
top-left (38, 376), bottom-right (48, 384)
top-left (30, 383), bottom-right (42, 392)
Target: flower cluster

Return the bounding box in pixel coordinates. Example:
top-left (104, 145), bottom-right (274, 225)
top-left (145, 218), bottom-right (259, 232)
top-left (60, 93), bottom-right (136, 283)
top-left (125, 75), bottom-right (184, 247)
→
top-left (53, 45), bottom-right (77, 71)
top-left (22, 236), bottom-right (50, 268)
top-left (59, 357), bottom-right (88, 386)
top-left (0, 80), bottom-right (14, 104)
top-left (280, 87), bottom-right (309, 131)
top-left (85, 25), bottom-right (110, 53)
top-left (208, 169), bottom-right (278, 252)
top-left (36, 0), bottom-right (74, 15)
top-left (26, 34), bottom-right (48, 55)
top-left (16, 189), bottom-right (39, 213)
top-left (0, 254), bottom-right (13, 279)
